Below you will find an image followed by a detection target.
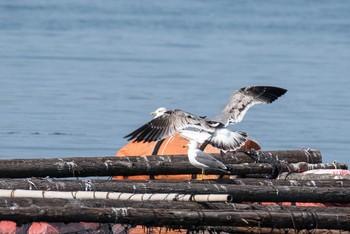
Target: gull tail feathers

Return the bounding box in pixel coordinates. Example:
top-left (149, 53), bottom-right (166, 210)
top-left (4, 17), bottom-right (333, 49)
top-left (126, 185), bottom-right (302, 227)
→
top-left (215, 166), bottom-right (231, 174)
top-left (208, 129), bottom-right (248, 151)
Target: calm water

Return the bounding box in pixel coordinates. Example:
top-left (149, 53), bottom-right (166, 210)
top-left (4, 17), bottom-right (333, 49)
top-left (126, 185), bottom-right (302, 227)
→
top-left (0, 1), bottom-right (349, 163)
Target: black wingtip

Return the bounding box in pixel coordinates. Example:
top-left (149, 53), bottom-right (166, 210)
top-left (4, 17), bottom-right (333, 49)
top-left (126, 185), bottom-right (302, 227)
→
top-left (123, 123), bottom-right (150, 142)
top-left (264, 86), bottom-right (287, 102)
top-left (241, 86), bottom-right (287, 103)
top-left (124, 118), bottom-right (168, 143)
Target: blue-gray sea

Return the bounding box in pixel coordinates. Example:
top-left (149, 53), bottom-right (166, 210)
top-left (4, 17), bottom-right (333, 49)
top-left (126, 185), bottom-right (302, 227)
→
top-left (0, 1), bottom-right (349, 164)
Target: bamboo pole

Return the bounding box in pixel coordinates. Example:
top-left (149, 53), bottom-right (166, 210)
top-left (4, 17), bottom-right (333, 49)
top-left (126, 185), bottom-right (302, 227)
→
top-left (216, 178), bottom-right (350, 187)
top-left (0, 198), bottom-right (349, 230)
top-left (2, 198), bottom-right (350, 213)
top-left (213, 226), bottom-right (347, 234)
top-left (225, 149), bottom-right (322, 164)
top-left (0, 189), bottom-right (231, 202)
top-left (0, 183), bottom-right (349, 203)
top-left (0, 197), bottom-right (204, 209)
top-left (285, 161), bottom-right (348, 173)
top-left (203, 202), bottom-right (350, 213)
top-left (0, 178), bottom-right (348, 193)
top-left (0, 206), bottom-right (348, 230)
top-left (279, 172), bottom-right (350, 180)
top-left (0, 150), bottom-right (331, 178)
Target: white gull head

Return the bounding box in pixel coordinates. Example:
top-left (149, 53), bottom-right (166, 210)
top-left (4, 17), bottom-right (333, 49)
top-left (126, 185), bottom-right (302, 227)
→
top-left (150, 107), bottom-right (167, 118)
top-left (187, 140), bottom-right (199, 149)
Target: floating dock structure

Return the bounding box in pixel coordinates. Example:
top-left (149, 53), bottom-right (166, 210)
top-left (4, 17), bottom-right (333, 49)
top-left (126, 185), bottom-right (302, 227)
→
top-left (0, 149), bottom-right (348, 233)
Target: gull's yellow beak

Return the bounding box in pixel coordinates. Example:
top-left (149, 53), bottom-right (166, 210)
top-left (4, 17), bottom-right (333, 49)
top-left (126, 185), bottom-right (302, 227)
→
top-left (150, 111), bottom-right (156, 116)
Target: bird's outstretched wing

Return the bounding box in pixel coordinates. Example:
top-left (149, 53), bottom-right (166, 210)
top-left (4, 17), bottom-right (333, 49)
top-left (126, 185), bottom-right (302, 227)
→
top-left (208, 129), bottom-right (248, 151)
top-left (124, 109), bottom-right (215, 142)
top-left (216, 86), bottom-right (287, 125)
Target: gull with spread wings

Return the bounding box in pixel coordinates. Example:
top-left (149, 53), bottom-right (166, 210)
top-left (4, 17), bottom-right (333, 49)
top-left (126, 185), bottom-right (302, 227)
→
top-left (124, 86), bottom-right (287, 151)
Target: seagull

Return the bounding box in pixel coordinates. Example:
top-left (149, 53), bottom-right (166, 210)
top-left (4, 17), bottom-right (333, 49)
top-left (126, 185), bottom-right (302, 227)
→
top-left (124, 86), bottom-right (287, 151)
top-left (151, 107), bottom-right (213, 144)
top-left (186, 140), bottom-right (229, 180)
top-left (150, 107), bottom-right (211, 144)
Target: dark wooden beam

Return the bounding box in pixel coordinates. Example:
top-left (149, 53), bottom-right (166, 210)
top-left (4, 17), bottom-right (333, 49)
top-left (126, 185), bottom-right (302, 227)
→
top-left (0, 205), bottom-right (348, 230)
top-left (1, 178), bottom-right (349, 193)
top-left (0, 150), bottom-right (327, 178)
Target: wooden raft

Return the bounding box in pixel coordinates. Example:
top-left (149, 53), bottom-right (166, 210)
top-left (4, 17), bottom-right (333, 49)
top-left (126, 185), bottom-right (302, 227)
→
top-left (0, 149), bottom-right (349, 233)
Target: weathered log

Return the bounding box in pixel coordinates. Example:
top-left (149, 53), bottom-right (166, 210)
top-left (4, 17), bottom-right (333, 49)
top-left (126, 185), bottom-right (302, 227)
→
top-left (284, 161), bottom-right (347, 173)
top-left (1, 198), bottom-right (350, 214)
top-left (0, 150), bottom-right (329, 178)
top-left (213, 226), bottom-right (347, 234)
top-left (222, 185), bottom-right (350, 203)
top-left (0, 161), bottom-right (275, 178)
top-left (225, 149), bottom-right (322, 164)
top-left (0, 198), bottom-right (349, 230)
top-left (0, 206), bottom-right (348, 230)
top-left (0, 183), bottom-right (349, 203)
top-left (236, 161), bottom-right (347, 178)
top-left (214, 178), bottom-right (350, 187)
top-left (0, 197), bottom-right (203, 209)
top-left (203, 202), bottom-right (350, 213)
top-left (0, 178), bottom-right (349, 193)
top-left (279, 172), bottom-right (350, 180)
top-left (229, 162), bottom-right (347, 176)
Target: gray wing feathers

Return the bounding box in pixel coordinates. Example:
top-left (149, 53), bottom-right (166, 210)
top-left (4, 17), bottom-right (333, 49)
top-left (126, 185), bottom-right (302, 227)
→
top-left (195, 151), bottom-right (227, 170)
top-left (208, 130), bottom-right (248, 151)
top-left (217, 86), bottom-right (287, 125)
top-left (125, 86), bottom-right (287, 144)
top-left (124, 109), bottom-right (214, 142)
